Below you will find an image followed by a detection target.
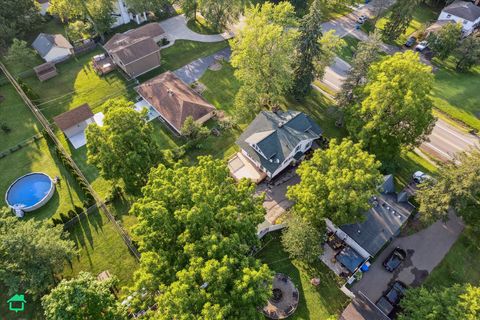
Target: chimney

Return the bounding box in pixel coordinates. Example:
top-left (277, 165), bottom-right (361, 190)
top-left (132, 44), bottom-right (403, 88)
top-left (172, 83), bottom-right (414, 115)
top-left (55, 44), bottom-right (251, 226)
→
top-left (476, 0), bottom-right (480, 6)
top-left (167, 88), bottom-right (174, 96)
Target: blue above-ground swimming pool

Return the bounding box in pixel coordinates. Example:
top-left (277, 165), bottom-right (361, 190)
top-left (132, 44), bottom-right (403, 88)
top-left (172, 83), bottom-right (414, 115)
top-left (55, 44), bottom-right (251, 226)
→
top-left (5, 173), bottom-right (55, 212)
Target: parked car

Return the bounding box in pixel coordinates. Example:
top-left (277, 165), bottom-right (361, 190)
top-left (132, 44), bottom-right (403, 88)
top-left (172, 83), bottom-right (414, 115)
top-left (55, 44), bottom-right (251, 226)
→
top-left (376, 281), bottom-right (407, 316)
top-left (405, 36), bottom-right (417, 47)
top-left (357, 15), bottom-right (368, 24)
top-left (413, 171), bottom-right (431, 184)
top-left (415, 40), bottom-right (428, 51)
top-left (383, 248), bottom-right (407, 272)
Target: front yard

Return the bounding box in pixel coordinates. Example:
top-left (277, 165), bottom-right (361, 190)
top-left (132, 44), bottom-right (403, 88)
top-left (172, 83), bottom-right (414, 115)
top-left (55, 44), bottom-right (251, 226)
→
top-left (256, 231), bottom-right (349, 319)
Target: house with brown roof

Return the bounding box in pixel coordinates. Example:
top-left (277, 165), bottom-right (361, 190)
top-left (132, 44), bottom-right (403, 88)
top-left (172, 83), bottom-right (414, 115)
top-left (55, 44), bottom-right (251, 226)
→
top-left (103, 23), bottom-right (166, 78)
top-left (53, 104), bottom-right (97, 149)
top-left (136, 71), bottom-right (216, 134)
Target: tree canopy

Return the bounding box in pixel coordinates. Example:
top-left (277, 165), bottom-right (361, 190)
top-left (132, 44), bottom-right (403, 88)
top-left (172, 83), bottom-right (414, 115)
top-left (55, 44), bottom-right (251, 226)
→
top-left (416, 150), bottom-right (480, 227)
top-left (399, 284), bottom-right (480, 320)
top-left (281, 216), bottom-right (324, 265)
top-left (291, 0), bottom-right (323, 99)
top-left (5, 39), bottom-right (38, 69)
top-left (42, 272), bottom-right (126, 320)
top-left (129, 157), bottom-right (271, 318)
top-left (86, 98), bottom-right (162, 193)
top-left (454, 36), bottom-right (480, 72)
top-left (0, 0), bottom-right (41, 48)
top-left (49, 0), bottom-right (115, 40)
top-left (230, 2), bottom-right (299, 120)
top-left (345, 51), bottom-right (435, 165)
top-left (0, 208), bottom-right (76, 298)
top-left (287, 139), bottom-right (383, 226)
top-left (199, 0), bottom-right (243, 31)
top-left (427, 22), bottom-right (462, 60)
top-left (381, 0), bottom-right (421, 42)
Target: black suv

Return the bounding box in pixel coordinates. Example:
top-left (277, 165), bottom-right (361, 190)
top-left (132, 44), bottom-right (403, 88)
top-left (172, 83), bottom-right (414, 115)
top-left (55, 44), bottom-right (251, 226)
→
top-left (376, 281), bottom-right (407, 316)
top-left (383, 248), bottom-right (407, 272)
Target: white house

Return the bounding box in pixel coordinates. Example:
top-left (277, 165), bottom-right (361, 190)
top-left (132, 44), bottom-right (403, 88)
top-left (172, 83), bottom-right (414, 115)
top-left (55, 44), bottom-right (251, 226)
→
top-left (235, 111), bottom-right (322, 180)
top-left (32, 33), bottom-right (73, 63)
top-left (53, 104), bottom-right (97, 149)
top-left (111, 0), bottom-right (148, 27)
top-left (438, 0), bottom-right (480, 36)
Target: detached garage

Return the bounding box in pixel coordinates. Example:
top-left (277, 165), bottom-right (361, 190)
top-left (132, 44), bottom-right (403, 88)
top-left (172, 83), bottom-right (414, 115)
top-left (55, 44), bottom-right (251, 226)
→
top-left (53, 104), bottom-right (96, 149)
top-left (32, 33), bottom-right (74, 63)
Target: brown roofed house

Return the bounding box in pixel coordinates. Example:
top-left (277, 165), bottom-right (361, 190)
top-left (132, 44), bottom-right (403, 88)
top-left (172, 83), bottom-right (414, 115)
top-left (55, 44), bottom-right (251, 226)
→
top-left (136, 71), bottom-right (216, 134)
top-left (53, 104), bottom-right (95, 149)
top-left (103, 23), bottom-right (166, 78)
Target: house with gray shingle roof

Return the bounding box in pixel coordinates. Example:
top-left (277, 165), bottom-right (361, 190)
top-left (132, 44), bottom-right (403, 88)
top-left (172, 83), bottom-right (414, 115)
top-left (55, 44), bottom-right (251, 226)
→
top-left (438, 0), bottom-right (480, 36)
top-left (32, 33), bottom-right (73, 63)
top-left (236, 110), bottom-right (322, 179)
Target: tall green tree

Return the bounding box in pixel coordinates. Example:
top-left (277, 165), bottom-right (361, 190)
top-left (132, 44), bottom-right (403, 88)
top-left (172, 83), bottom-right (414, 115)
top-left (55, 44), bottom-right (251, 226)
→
top-left (0, 0), bottom-right (41, 48)
top-left (156, 257), bottom-right (272, 319)
top-left (399, 284), bottom-right (480, 320)
top-left (291, 0), bottom-right (323, 99)
top-left (287, 139), bottom-right (383, 226)
top-left (4, 39), bottom-right (38, 69)
top-left (381, 0), bottom-right (421, 42)
top-left (199, 0), bottom-right (243, 31)
top-left (427, 22), bottom-right (462, 60)
top-left (314, 30), bottom-right (345, 79)
top-left (86, 98), bottom-right (162, 193)
top-left (179, 0), bottom-right (199, 21)
top-left (337, 30), bottom-right (382, 111)
top-left (42, 272), bottom-right (126, 320)
top-left (345, 51), bottom-right (435, 165)
top-left (289, 0), bottom-right (308, 15)
top-left (125, 0), bottom-right (171, 17)
top-left (129, 157), bottom-right (271, 318)
top-left (416, 150), bottom-right (480, 227)
top-left (66, 21), bottom-right (93, 42)
top-left (0, 208), bottom-right (76, 298)
top-left (230, 2), bottom-right (299, 120)
top-left (454, 36), bottom-right (480, 72)
top-left (281, 216), bottom-right (324, 265)
top-left (49, 0), bottom-right (114, 41)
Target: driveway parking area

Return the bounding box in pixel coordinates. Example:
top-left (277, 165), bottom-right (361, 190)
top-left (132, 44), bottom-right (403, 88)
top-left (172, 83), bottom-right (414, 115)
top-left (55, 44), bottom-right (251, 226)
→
top-left (352, 211), bottom-right (464, 303)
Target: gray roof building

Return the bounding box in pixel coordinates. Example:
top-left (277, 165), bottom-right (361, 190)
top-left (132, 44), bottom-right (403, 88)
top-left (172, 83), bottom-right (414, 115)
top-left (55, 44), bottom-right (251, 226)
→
top-left (236, 111), bottom-right (322, 177)
top-left (32, 33), bottom-right (73, 61)
top-left (442, 1), bottom-right (480, 21)
top-left (339, 175), bottom-right (415, 257)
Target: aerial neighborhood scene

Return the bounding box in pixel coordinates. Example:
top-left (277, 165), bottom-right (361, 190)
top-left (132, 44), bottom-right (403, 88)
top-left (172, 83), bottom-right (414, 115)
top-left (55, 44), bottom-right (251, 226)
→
top-left (1, 0), bottom-right (480, 319)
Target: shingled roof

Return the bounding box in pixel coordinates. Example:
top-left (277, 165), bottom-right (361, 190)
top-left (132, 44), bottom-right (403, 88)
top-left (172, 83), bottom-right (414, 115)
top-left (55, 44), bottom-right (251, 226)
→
top-left (53, 104), bottom-right (94, 131)
top-left (32, 33), bottom-right (73, 58)
top-left (103, 23), bottom-right (165, 64)
top-left (236, 111), bottom-right (322, 175)
top-left (136, 71), bottom-right (216, 133)
top-left (442, 0), bottom-right (480, 21)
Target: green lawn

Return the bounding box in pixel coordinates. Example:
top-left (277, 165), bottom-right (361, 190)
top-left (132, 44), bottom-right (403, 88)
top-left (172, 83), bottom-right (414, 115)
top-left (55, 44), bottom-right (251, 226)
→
top-left (62, 208), bottom-right (139, 287)
top-left (256, 231), bottom-right (349, 319)
top-left (0, 83), bottom-right (41, 151)
top-left (366, 4), bottom-right (439, 46)
top-left (424, 227), bottom-right (480, 289)
top-left (23, 50), bottom-right (136, 121)
top-left (0, 137), bottom-right (86, 220)
top-left (186, 16), bottom-right (220, 35)
top-left (432, 65), bottom-right (480, 131)
top-left (336, 35), bottom-right (360, 63)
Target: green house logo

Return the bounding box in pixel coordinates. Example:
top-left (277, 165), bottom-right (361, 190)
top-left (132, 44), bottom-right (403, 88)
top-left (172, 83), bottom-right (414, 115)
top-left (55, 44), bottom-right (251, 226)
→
top-left (7, 294), bottom-right (26, 313)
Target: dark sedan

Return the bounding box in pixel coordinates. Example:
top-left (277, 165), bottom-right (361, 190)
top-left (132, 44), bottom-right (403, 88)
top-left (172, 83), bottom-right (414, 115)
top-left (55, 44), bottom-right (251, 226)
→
top-left (383, 248), bottom-right (407, 272)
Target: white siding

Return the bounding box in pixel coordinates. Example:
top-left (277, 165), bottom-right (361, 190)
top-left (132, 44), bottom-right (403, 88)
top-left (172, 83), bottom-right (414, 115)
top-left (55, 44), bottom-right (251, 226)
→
top-left (438, 11), bottom-right (480, 35)
top-left (43, 47), bottom-right (72, 63)
top-left (39, 1), bottom-right (50, 15)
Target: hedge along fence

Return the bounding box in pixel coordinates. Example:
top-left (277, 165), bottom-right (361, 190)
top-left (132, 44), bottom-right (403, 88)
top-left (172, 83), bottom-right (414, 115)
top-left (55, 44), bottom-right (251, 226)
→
top-left (52, 203), bottom-right (99, 230)
top-left (0, 132), bottom-right (44, 159)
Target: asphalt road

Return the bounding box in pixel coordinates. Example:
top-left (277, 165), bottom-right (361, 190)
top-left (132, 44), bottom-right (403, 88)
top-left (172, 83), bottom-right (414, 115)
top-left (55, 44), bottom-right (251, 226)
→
top-left (420, 118), bottom-right (480, 162)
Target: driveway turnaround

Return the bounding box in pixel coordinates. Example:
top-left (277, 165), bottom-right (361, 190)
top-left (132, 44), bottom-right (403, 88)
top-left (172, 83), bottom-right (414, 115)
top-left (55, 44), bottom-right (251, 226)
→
top-left (173, 47), bottom-right (231, 84)
top-left (159, 15), bottom-right (233, 45)
top-left (352, 211), bottom-right (464, 303)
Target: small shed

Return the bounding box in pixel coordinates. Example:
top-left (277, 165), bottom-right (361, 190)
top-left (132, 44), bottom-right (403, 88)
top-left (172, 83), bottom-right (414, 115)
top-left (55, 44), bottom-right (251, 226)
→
top-left (34, 62), bottom-right (58, 82)
top-left (32, 33), bottom-right (73, 63)
top-left (53, 104), bottom-right (95, 149)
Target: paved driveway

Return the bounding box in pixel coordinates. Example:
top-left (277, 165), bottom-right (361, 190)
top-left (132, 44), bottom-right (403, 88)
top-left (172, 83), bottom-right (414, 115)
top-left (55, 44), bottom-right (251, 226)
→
top-left (174, 47), bottom-right (231, 84)
top-left (159, 15), bottom-right (233, 45)
top-left (352, 212), bottom-right (464, 303)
